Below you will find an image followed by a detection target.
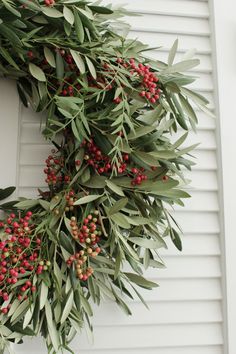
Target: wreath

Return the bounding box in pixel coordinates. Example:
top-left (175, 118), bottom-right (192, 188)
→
top-left (0, 0), bottom-right (211, 353)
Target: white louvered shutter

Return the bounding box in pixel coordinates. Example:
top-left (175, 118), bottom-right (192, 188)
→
top-left (0, 1), bottom-right (225, 353)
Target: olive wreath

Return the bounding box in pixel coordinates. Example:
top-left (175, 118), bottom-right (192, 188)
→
top-left (0, 0), bottom-right (211, 353)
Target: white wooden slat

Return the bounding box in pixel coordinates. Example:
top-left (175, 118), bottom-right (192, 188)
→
top-left (193, 150), bottom-right (217, 170)
top-left (171, 130), bottom-right (216, 150)
top-left (0, 80), bottom-right (19, 189)
top-left (81, 346), bottom-right (223, 354)
top-left (110, 278), bottom-right (222, 304)
top-left (20, 144), bottom-right (51, 165)
top-left (92, 300), bottom-right (222, 326)
top-left (173, 211), bottom-right (220, 233)
top-left (19, 166), bottom-right (46, 188)
top-left (141, 278), bottom-right (222, 302)
top-left (74, 323), bottom-right (223, 350)
top-left (110, 0), bottom-right (209, 18)
top-left (147, 256), bottom-right (221, 279)
top-left (197, 112), bottom-right (216, 130)
top-left (127, 15), bottom-right (210, 35)
top-left (186, 73), bottom-right (213, 91)
top-left (14, 339), bottom-right (222, 354)
top-left (187, 170), bottom-right (218, 191)
top-left (21, 106), bottom-right (45, 123)
top-left (175, 191), bottom-right (219, 211)
top-left (162, 234), bottom-right (220, 256)
top-left (112, 0), bottom-right (208, 15)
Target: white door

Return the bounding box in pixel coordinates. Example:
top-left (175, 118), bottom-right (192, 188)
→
top-left (0, 0), bottom-right (227, 353)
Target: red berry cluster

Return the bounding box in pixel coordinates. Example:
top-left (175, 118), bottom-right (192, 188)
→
top-left (81, 139), bottom-right (151, 185)
top-left (115, 58), bottom-right (161, 105)
top-left (67, 249), bottom-right (99, 281)
top-left (44, 151), bottom-right (70, 186)
top-left (130, 167), bottom-right (148, 186)
top-left (44, 0), bottom-right (55, 6)
top-left (82, 138), bottom-right (128, 175)
top-left (68, 211), bottom-right (102, 281)
top-left (69, 211), bottom-right (102, 244)
top-left (0, 212), bottom-right (48, 313)
top-left (65, 190), bottom-right (77, 212)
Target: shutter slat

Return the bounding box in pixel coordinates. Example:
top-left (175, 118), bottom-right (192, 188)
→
top-left (75, 323), bottom-right (223, 349)
top-left (80, 347), bottom-right (222, 354)
top-left (110, 0), bottom-right (209, 18)
top-left (92, 301), bottom-right (222, 326)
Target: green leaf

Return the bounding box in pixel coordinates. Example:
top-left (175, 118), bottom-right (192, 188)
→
top-left (40, 281), bottom-right (48, 310)
top-left (29, 63), bottom-right (46, 82)
top-left (60, 290), bottom-right (74, 323)
top-left (170, 228), bottom-right (182, 251)
top-left (53, 259), bottom-right (63, 289)
top-left (115, 230), bottom-right (139, 261)
top-left (0, 186), bottom-right (15, 201)
top-left (56, 51), bottom-right (64, 79)
top-left (106, 180), bottom-right (125, 197)
top-left (163, 59), bottom-right (200, 73)
top-left (133, 151), bottom-right (160, 167)
top-left (179, 93), bottom-right (198, 123)
top-left (81, 175), bottom-right (106, 189)
top-left (152, 188), bottom-right (191, 199)
top-left (44, 47), bottom-right (56, 68)
top-left (124, 273), bottom-right (158, 289)
top-left (149, 150), bottom-right (177, 159)
top-left (63, 5), bottom-right (74, 25)
top-left (108, 198), bottom-right (128, 215)
top-left (11, 299), bottom-right (30, 323)
top-left (112, 288), bottom-right (132, 315)
top-left (0, 23), bottom-right (21, 47)
top-left (181, 87), bottom-right (209, 106)
top-left (110, 213), bottom-right (130, 229)
top-left (14, 199), bottom-right (39, 209)
top-left (42, 7), bottom-right (63, 18)
top-left (168, 39), bottom-right (178, 66)
top-left (177, 143), bottom-right (199, 157)
top-left (125, 216), bottom-right (151, 226)
top-left (74, 10), bottom-right (84, 43)
top-left (80, 295), bottom-right (93, 316)
top-left (23, 305), bottom-right (34, 329)
top-left (2, 0), bottom-right (21, 17)
top-left (39, 199), bottom-right (50, 211)
top-left (73, 194), bottom-right (101, 205)
top-left (45, 300), bottom-right (60, 352)
top-left (85, 56), bottom-right (97, 79)
top-left (60, 230), bottom-right (74, 254)
top-left (70, 50), bottom-right (85, 74)
top-left (8, 299), bottom-right (20, 317)
top-left (89, 5), bottom-right (113, 14)
top-left (173, 132), bottom-right (188, 149)
top-left (129, 237), bottom-right (165, 249)
top-left (77, 7), bottom-right (94, 20)
top-left (0, 47), bottom-right (20, 70)
top-left (127, 126), bottom-right (155, 140)
top-left (17, 0), bottom-right (41, 10)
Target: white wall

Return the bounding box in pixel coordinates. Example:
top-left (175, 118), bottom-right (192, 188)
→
top-left (0, 0), bottom-right (226, 353)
